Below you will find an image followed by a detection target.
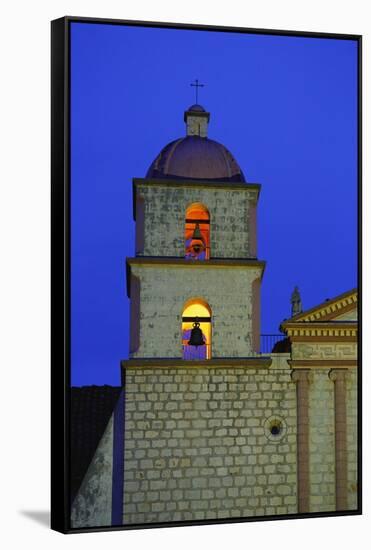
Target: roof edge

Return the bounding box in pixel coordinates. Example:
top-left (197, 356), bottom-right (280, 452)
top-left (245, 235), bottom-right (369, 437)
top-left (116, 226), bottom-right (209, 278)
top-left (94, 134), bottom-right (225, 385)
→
top-left (133, 177), bottom-right (261, 192)
top-left (280, 288), bottom-right (358, 330)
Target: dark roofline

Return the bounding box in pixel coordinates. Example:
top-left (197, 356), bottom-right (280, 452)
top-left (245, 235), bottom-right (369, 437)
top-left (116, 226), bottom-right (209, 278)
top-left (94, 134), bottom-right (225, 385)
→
top-left (70, 386), bottom-right (123, 504)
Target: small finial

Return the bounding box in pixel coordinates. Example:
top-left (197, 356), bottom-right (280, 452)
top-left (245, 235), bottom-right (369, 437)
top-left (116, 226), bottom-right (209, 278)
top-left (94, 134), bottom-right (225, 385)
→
top-left (190, 79), bottom-right (205, 104)
top-left (291, 286), bottom-right (302, 317)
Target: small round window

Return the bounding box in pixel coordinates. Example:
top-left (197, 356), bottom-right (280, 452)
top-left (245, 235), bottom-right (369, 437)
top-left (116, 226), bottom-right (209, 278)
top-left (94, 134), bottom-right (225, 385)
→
top-left (264, 416), bottom-right (286, 442)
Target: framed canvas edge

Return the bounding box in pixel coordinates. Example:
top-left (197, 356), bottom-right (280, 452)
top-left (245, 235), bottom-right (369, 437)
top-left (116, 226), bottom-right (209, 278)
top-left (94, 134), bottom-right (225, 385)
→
top-left (51, 16), bottom-right (71, 534)
top-left (50, 15), bottom-right (363, 534)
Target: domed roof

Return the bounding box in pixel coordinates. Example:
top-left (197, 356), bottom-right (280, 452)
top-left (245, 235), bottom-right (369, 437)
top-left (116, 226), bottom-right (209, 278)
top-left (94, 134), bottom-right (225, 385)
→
top-left (146, 104), bottom-right (246, 182)
top-left (146, 136), bottom-right (245, 182)
top-left (187, 104), bottom-right (206, 112)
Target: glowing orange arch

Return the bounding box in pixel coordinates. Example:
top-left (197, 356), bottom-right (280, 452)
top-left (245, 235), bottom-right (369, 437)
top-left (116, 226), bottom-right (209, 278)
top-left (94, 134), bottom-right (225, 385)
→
top-left (185, 203), bottom-right (210, 260)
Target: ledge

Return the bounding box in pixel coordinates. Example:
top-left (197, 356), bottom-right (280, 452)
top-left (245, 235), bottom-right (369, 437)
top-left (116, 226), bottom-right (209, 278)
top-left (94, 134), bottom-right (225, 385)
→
top-left (133, 177), bottom-right (261, 192)
top-left (127, 257), bottom-right (266, 268)
top-left (121, 357), bottom-right (272, 371)
top-left (281, 288), bottom-right (357, 326)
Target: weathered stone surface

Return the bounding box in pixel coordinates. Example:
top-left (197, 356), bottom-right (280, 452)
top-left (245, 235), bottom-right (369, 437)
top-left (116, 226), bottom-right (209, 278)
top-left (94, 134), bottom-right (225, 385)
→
top-left (130, 264), bottom-right (262, 358)
top-left (136, 183), bottom-right (258, 259)
top-left (123, 358), bottom-right (297, 524)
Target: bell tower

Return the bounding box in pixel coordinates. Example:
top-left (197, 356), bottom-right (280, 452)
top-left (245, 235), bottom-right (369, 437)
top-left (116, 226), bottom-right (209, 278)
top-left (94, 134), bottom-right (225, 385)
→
top-left (125, 104), bottom-right (265, 360)
top-left (120, 105), bottom-right (282, 526)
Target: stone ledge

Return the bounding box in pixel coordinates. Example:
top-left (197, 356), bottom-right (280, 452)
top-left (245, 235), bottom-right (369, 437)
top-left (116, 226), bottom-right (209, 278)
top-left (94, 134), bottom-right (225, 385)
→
top-left (121, 357), bottom-right (272, 371)
top-left (127, 257), bottom-right (266, 268)
top-left (133, 177), bottom-right (262, 192)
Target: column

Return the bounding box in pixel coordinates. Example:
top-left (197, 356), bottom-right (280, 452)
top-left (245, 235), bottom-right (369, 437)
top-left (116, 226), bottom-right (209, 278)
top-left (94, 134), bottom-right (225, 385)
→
top-left (329, 369), bottom-right (348, 511)
top-left (292, 369), bottom-right (311, 513)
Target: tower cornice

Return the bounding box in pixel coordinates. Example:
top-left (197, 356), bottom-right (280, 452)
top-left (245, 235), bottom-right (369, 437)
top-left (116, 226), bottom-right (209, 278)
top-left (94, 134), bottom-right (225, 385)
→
top-left (125, 257), bottom-right (266, 297)
top-left (121, 356), bottom-right (272, 375)
top-left (127, 256), bottom-right (265, 268)
top-left (132, 178), bottom-right (261, 220)
top-left (133, 177), bottom-right (261, 190)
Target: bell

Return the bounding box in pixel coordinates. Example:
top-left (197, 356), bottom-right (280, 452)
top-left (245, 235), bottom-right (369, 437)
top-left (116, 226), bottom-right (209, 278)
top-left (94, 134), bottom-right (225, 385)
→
top-left (192, 223), bottom-right (203, 240)
top-left (188, 319), bottom-right (204, 347)
top-left (190, 223), bottom-right (205, 255)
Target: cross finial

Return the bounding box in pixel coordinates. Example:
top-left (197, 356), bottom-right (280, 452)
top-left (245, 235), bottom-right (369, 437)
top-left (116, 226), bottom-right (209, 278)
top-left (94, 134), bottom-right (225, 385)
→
top-left (190, 79), bottom-right (205, 104)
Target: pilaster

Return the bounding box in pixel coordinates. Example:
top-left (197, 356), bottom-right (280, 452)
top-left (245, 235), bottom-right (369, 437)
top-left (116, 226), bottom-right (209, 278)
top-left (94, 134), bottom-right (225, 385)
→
top-left (291, 369), bottom-right (312, 513)
top-left (329, 369), bottom-right (349, 511)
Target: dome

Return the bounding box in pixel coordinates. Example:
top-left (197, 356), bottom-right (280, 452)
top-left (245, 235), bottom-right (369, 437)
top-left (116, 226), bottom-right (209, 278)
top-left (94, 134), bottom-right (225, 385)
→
top-left (146, 136), bottom-right (246, 182)
top-left (187, 104), bottom-right (206, 112)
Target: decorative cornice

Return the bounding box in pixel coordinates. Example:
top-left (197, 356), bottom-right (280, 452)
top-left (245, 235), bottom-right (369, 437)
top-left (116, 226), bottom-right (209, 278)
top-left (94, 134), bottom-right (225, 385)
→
top-left (121, 357), bottom-right (272, 370)
top-left (316, 301), bottom-right (357, 321)
top-left (283, 323), bottom-right (357, 340)
top-left (133, 177), bottom-right (261, 193)
top-left (281, 289), bottom-right (357, 326)
top-left (127, 257), bottom-right (266, 269)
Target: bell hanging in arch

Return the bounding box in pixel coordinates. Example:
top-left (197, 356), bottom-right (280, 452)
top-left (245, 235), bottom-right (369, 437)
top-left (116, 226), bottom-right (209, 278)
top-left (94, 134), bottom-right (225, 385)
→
top-left (188, 319), bottom-right (205, 347)
top-left (189, 223), bottom-right (205, 256)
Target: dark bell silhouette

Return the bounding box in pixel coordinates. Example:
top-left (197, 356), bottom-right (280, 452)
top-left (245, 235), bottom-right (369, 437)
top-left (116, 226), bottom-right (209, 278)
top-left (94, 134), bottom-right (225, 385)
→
top-left (188, 319), bottom-right (204, 347)
top-left (190, 223), bottom-right (205, 255)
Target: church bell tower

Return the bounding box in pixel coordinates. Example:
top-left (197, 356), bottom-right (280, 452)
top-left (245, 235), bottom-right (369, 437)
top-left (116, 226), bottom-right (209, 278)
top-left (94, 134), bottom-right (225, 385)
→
top-left (120, 104), bottom-right (290, 526)
top-left (126, 104), bottom-right (265, 361)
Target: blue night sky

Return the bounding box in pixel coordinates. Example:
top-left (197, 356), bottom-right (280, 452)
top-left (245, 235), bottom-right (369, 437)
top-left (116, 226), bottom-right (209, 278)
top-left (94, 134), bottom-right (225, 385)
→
top-left (70, 22), bottom-right (358, 387)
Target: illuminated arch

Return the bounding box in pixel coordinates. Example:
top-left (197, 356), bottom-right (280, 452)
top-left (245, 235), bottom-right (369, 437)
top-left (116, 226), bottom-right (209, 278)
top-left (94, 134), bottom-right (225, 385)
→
top-left (185, 203), bottom-right (210, 260)
top-left (181, 298), bottom-right (212, 359)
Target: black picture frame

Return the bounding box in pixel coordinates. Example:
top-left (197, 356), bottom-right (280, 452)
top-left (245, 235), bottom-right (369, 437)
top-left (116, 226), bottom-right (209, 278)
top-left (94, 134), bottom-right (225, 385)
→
top-left (51, 16), bottom-right (362, 534)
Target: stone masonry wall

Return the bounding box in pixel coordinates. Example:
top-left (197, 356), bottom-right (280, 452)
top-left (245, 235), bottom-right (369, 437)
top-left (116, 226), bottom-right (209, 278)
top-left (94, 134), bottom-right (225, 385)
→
top-left (130, 264), bottom-right (262, 358)
top-left (122, 355), bottom-right (297, 525)
top-left (136, 182), bottom-right (259, 259)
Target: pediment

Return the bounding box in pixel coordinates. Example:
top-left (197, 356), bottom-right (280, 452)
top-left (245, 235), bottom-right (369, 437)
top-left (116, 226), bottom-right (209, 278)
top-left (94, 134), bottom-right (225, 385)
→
top-left (282, 289), bottom-right (357, 325)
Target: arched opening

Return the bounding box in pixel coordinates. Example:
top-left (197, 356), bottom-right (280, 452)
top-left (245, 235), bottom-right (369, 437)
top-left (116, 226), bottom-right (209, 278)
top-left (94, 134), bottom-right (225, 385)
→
top-left (185, 203), bottom-right (210, 260)
top-left (182, 298), bottom-right (212, 359)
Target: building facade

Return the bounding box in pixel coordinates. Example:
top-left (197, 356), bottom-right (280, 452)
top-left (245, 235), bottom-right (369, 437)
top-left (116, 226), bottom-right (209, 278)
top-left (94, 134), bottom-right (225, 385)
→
top-left (70, 105), bottom-right (358, 528)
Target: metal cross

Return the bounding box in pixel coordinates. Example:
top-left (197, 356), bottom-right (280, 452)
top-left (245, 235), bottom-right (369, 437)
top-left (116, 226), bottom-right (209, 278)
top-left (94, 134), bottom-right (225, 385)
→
top-left (190, 79), bottom-right (205, 103)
